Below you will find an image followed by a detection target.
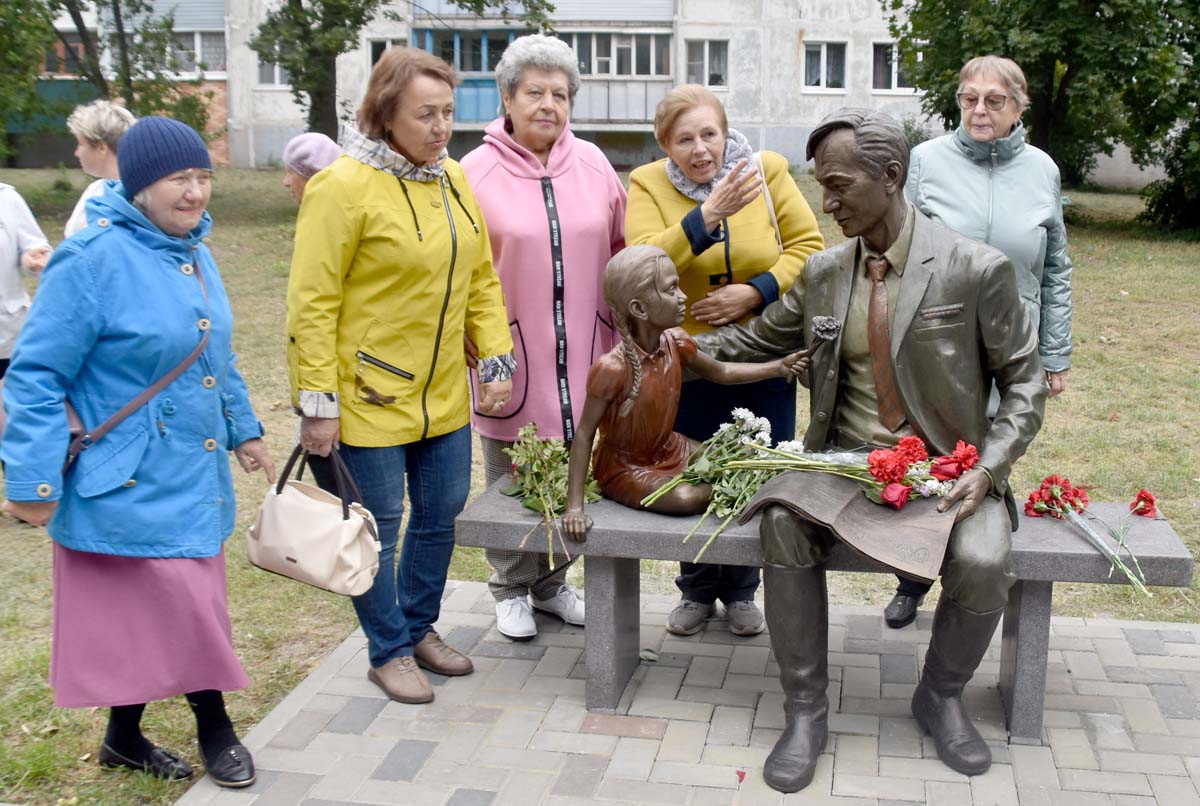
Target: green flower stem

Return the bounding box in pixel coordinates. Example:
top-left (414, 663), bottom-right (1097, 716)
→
top-left (1061, 506), bottom-right (1151, 597)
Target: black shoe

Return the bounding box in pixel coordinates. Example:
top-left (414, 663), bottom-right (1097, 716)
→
top-left (884, 593), bottom-right (923, 629)
top-left (204, 743), bottom-right (256, 788)
top-left (98, 742), bottom-right (194, 781)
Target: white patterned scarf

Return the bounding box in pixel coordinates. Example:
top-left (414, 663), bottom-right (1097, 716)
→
top-left (665, 127), bottom-right (755, 203)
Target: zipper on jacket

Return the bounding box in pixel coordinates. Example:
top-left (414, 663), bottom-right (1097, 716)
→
top-left (356, 350), bottom-right (414, 380)
top-left (721, 217), bottom-right (733, 284)
top-left (418, 178), bottom-right (458, 439)
top-left (986, 143), bottom-right (998, 242)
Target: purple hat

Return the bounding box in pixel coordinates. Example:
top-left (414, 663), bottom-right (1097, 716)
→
top-left (282, 132), bottom-right (341, 178)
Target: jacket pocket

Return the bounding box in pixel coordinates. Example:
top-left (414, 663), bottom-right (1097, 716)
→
top-left (474, 319), bottom-right (527, 419)
top-left (351, 319), bottom-right (419, 408)
top-left (911, 322), bottom-right (966, 342)
top-left (73, 424), bottom-right (150, 498)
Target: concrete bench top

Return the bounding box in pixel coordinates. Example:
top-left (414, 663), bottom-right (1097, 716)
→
top-left (457, 482), bottom-right (1193, 587)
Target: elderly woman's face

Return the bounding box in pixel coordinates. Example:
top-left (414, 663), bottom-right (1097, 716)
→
top-left (664, 105), bottom-right (726, 185)
top-left (141, 168), bottom-right (212, 237)
top-left (502, 67), bottom-right (570, 158)
top-left (960, 71), bottom-right (1023, 142)
top-left (73, 135), bottom-right (110, 179)
top-left (386, 74), bottom-right (455, 166)
top-left (282, 168), bottom-right (308, 205)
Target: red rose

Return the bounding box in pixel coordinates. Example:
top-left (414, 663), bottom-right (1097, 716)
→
top-left (895, 436), bottom-right (929, 465)
top-left (868, 449), bottom-right (909, 484)
top-left (930, 458), bottom-right (962, 481)
top-left (881, 482), bottom-right (912, 510)
top-left (952, 440), bottom-right (979, 470)
top-left (1130, 489), bottom-right (1157, 518)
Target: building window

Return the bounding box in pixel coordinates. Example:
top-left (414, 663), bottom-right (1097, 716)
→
top-left (257, 45), bottom-right (291, 86)
top-left (415, 29), bottom-right (514, 73)
top-left (803, 42), bottom-right (845, 90)
top-left (369, 38), bottom-right (407, 66)
top-left (171, 30), bottom-right (226, 74)
top-left (872, 42), bottom-right (915, 90)
top-left (556, 32), bottom-right (671, 78)
top-left (686, 40), bottom-right (728, 87)
top-left (44, 33), bottom-right (86, 75)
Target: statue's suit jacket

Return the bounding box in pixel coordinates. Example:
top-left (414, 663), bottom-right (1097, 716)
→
top-left (697, 208), bottom-right (1048, 525)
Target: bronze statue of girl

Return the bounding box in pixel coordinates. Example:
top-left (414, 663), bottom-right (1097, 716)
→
top-left (563, 245), bottom-right (808, 540)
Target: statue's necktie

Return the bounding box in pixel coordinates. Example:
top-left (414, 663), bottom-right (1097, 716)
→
top-left (866, 256), bottom-right (906, 431)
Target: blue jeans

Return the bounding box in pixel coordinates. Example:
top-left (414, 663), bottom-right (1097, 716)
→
top-left (309, 426), bottom-right (471, 667)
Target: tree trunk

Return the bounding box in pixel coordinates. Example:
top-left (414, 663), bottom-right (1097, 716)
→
top-left (60, 0), bottom-right (109, 96)
top-left (109, 0), bottom-right (137, 107)
top-left (306, 55), bottom-right (340, 138)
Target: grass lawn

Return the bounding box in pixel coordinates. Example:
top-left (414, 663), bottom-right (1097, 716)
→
top-left (0, 166), bottom-right (1197, 805)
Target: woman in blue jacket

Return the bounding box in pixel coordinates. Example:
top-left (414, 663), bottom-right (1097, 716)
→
top-left (1, 117), bottom-right (275, 788)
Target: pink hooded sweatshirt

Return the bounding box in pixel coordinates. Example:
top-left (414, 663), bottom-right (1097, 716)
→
top-left (462, 118), bottom-right (627, 443)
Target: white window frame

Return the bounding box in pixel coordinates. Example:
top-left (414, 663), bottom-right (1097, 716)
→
top-left (170, 30), bottom-right (226, 79)
top-left (557, 30), bottom-right (674, 79)
top-left (257, 45), bottom-right (291, 88)
top-left (367, 37), bottom-right (407, 69)
top-left (801, 41), bottom-right (847, 94)
top-left (685, 39), bottom-right (729, 89)
top-left (871, 41), bottom-right (921, 95)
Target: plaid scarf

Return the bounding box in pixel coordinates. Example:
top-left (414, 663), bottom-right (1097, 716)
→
top-left (339, 123), bottom-right (447, 182)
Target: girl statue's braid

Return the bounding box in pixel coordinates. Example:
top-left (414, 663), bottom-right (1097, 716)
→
top-left (615, 316), bottom-right (643, 417)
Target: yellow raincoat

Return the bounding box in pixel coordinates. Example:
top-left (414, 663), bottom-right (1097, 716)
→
top-left (287, 155), bottom-right (512, 447)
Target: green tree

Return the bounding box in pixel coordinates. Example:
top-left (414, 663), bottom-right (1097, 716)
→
top-left (883, 0), bottom-right (1185, 186)
top-left (55, 0), bottom-right (213, 135)
top-left (250, 0), bottom-right (555, 138)
top-left (0, 0), bottom-right (57, 156)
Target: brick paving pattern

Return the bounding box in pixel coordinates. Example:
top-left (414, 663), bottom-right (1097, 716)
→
top-left (176, 581), bottom-right (1200, 805)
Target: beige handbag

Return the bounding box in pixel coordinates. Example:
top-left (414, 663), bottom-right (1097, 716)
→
top-left (247, 445), bottom-right (381, 596)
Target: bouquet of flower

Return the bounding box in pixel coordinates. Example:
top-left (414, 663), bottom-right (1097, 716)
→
top-left (641, 407), bottom-right (776, 561)
top-left (729, 435), bottom-right (975, 511)
top-left (1024, 476), bottom-right (1153, 597)
top-left (501, 423), bottom-right (600, 568)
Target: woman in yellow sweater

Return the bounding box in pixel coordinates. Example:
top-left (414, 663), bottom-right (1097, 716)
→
top-left (626, 84), bottom-right (823, 637)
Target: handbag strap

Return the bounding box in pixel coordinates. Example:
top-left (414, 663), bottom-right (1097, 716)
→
top-left (276, 444), bottom-right (371, 527)
top-left (756, 152), bottom-right (784, 255)
top-left (64, 261), bottom-right (212, 472)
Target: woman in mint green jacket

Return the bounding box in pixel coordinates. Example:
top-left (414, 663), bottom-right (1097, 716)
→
top-left (890, 54), bottom-right (1073, 630)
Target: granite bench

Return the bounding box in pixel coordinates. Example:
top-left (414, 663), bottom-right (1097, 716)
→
top-left (455, 483), bottom-right (1193, 744)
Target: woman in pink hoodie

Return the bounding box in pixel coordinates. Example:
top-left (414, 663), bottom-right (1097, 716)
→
top-left (462, 34), bottom-right (626, 641)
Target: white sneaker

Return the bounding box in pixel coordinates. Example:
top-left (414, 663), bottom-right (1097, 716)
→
top-left (532, 585), bottom-right (585, 627)
top-left (496, 597), bottom-right (537, 641)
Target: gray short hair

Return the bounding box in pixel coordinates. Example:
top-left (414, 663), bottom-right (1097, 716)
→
top-left (959, 55), bottom-right (1029, 111)
top-left (67, 100), bottom-right (136, 151)
top-left (495, 34), bottom-right (581, 105)
top-left (806, 108), bottom-right (909, 186)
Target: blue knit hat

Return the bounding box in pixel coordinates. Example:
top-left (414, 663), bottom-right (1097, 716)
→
top-left (118, 116), bottom-right (212, 199)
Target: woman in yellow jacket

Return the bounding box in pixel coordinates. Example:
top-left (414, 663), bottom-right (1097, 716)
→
top-left (286, 48), bottom-right (513, 705)
top-left (626, 84), bottom-right (823, 638)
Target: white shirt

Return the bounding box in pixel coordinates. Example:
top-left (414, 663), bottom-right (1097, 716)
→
top-left (64, 178), bottom-right (106, 238)
top-left (0, 184), bottom-right (50, 357)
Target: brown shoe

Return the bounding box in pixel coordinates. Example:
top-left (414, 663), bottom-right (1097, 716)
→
top-left (367, 657), bottom-right (433, 703)
top-left (413, 630), bottom-right (474, 676)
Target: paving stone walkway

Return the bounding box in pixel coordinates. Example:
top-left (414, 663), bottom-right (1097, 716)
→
top-left (176, 580), bottom-right (1200, 806)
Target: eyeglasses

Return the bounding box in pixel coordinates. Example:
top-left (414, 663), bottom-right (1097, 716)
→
top-left (956, 92), bottom-right (1010, 111)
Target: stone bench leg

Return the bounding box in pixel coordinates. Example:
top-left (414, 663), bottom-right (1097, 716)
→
top-left (584, 556), bottom-right (640, 711)
top-left (999, 579), bottom-right (1053, 745)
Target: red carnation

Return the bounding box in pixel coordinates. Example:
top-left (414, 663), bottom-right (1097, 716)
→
top-left (1130, 489), bottom-right (1157, 518)
top-left (881, 482), bottom-right (912, 510)
top-left (952, 440), bottom-right (979, 471)
top-left (895, 436), bottom-right (929, 465)
top-left (868, 449), bottom-right (909, 484)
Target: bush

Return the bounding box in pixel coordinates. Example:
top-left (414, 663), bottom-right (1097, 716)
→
top-left (900, 115), bottom-right (932, 150)
top-left (1140, 122), bottom-right (1200, 231)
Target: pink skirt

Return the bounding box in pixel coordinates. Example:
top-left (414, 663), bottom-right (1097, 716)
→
top-left (50, 543), bottom-right (249, 708)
